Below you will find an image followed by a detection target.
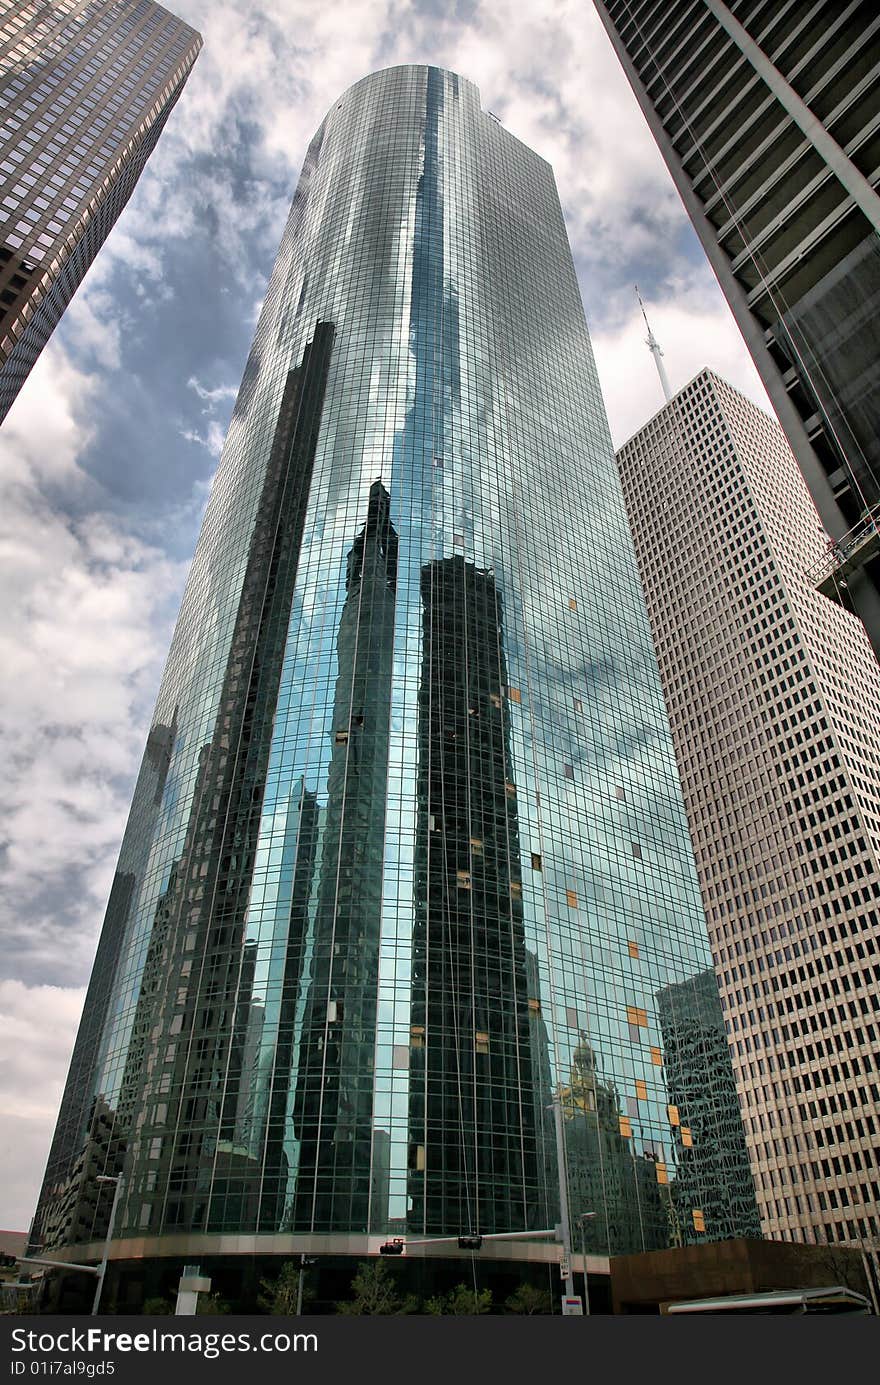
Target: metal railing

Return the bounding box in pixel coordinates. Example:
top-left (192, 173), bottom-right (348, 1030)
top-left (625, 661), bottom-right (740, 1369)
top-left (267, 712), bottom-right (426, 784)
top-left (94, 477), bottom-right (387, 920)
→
top-left (807, 504), bottom-right (880, 587)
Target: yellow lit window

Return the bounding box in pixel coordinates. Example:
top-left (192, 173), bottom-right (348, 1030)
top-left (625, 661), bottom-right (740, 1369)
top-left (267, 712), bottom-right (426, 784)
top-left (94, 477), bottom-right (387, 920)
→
top-left (528, 997), bottom-right (541, 1015)
top-left (634, 1079), bottom-right (648, 1100)
top-left (566, 889), bottom-right (578, 908)
top-left (650, 1047), bottom-right (663, 1067)
top-left (628, 940), bottom-right (639, 958)
top-left (618, 1116), bottom-right (631, 1138)
top-left (510, 880), bottom-right (522, 898)
top-left (655, 1162), bottom-right (668, 1185)
top-left (410, 1025), bottom-right (425, 1049)
top-left (667, 1104), bottom-right (680, 1126)
top-left (626, 1006), bottom-right (648, 1028)
top-left (568, 597), bottom-right (578, 611)
top-left (692, 1209), bottom-right (705, 1232)
top-left (681, 1127), bottom-right (693, 1147)
top-left (475, 1031), bottom-right (489, 1054)
top-left (470, 837), bottom-right (483, 853)
top-left (508, 686), bottom-right (522, 703)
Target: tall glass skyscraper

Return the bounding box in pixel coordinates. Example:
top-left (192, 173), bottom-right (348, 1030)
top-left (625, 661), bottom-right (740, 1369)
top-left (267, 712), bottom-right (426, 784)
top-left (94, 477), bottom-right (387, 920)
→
top-left (0, 0), bottom-right (202, 422)
top-left (32, 65), bottom-right (758, 1308)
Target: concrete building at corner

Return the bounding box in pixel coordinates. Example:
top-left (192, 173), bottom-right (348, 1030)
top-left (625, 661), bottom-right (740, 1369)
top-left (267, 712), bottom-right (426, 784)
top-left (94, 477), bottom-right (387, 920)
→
top-left (617, 368), bottom-right (880, 1248)
top-left (593, 0), bottom-right (880, 659)
top-left (0, 0), bottom-right (202, 422)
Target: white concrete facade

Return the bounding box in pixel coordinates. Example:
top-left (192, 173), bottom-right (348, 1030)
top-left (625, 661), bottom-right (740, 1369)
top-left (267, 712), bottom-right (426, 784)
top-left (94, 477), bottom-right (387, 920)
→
top-left (617, 369), bottom-right (880, 1249)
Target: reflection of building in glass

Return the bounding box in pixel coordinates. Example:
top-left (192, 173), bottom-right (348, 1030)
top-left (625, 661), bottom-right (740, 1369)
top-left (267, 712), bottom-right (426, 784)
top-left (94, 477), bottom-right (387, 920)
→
top-left (561, 1039), bottom-right (668, 1256)
top-left (0, 0), bottom-right (202, 422)
top-left (409, 558), bottom-right (539, 1234)
top-left (31, 717), bottom-right (175, 1253)
top-left (292, 481), bottom-right (397, 1231)
top-left (658, 972), bottom-right (762, 1244)
top-left (36, 1098), bottom-right (124, 1255)
top-left (522, 949), bottom-right (557, 1235)
top-left (617, 370), bottom-right (880, 1247)
top-left (593, 0), bottom-right (880, 655)
top-left (33, 67), bottom-right (758, 1302)
top-left (30, 323), bottom-right (335, 1251)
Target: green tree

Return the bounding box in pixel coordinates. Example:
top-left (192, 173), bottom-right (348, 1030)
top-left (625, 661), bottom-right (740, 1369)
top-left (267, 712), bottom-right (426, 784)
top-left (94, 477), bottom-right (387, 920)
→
top-left (424, 1282), bottom-right (492, 1315)
top-left (196, 1292), bottom-right (231, 1315)
top-left (258, 1261), bottom-right (303, 1315)
top-left (142, 1297), bottom-right (173, 1315)
top-left (335, 1260), bottom-right (418, 1315)
top-left (504, 1283), bottom-right (553, 1315)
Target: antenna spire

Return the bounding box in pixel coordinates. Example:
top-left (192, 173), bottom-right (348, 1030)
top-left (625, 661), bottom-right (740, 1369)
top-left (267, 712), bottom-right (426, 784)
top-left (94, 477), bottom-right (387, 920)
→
top-left (636, 284), bottom-right (672, 403)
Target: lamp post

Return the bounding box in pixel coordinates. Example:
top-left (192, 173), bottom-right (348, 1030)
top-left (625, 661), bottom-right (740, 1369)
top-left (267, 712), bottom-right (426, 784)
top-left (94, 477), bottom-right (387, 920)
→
top-left (296, 1254), bottom-right (316, 1315)
top-left (576, 1212), bottom-right (597, 1316)
top-left (91, 1173), bottom-right (124, 1316)
top-left (549, 1090), bottom-right (575, 1301)
top-left (17, 1175), bottom-right (125, 1314)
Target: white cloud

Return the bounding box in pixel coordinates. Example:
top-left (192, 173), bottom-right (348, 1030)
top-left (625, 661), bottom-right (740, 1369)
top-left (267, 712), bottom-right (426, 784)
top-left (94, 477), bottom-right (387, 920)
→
top-left (187, 376), bottom-right (238, 405)
top-left (0, 348), bottom-right (98, 491)
top-left (593, 272), bottom-right (771, 447)
top-left (0, 979), bottom-right (85, 1230)
top-left (180, 420), bottom-right (226, 456)
top-left (0, 345), bottom-right (187, 987)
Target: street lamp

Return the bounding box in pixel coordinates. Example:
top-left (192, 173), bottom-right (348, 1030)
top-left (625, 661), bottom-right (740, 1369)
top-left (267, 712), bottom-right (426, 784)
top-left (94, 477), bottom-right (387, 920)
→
top-left (91, 1173), bottom-right (124, 1316)
top-left (16, 1173), bottom-right (125, 1314)
top-left (17, 1173), bottom-right (125, 1315)
top-left (549, 1091), bottom-right (575, 1302)
top-left (576, 1212), bottom-right (597, 1316)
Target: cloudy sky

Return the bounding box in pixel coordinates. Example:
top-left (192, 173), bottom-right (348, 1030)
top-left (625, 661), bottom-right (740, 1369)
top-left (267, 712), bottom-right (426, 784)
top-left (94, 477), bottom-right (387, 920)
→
top-left (0, 0), bottom-right (769, 1232)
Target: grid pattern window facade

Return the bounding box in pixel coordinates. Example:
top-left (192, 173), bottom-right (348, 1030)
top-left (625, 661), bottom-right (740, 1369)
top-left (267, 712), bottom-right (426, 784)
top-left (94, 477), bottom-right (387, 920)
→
top-left (0, 0), bottom-right (202, 419)
top-left (617, 367), bottom-right (880, 1248)
top-left (594, 0), bottom-right (880, 655)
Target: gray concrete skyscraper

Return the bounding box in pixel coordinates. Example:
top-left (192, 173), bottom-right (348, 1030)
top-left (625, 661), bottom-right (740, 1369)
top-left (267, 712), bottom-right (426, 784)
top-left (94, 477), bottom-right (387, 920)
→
top-left (31, 66), bottom-right (757, 1311)
top-left (618, 369), bottom-right (880, 1249)
top-left (0, 0), bottom-right (202, 421)
top-left (594, 0), bottom-right (880, 658)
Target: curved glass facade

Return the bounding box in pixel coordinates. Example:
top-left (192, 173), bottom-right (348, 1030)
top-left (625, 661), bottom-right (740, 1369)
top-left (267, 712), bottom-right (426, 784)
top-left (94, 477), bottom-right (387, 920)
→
top-left (33, 65), bottom-right (758, 1266)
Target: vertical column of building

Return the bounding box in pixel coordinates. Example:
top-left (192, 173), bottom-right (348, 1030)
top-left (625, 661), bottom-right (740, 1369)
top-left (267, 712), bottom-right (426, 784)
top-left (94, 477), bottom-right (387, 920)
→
top-left (290, 481), bottom-right (397, 1233)
top-left (408, 557), bottom-right (538, 1236)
